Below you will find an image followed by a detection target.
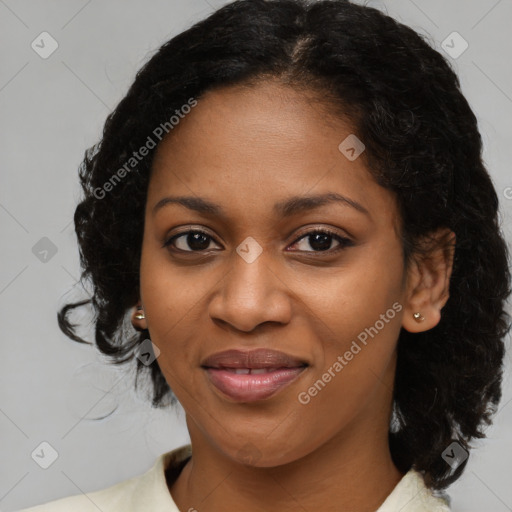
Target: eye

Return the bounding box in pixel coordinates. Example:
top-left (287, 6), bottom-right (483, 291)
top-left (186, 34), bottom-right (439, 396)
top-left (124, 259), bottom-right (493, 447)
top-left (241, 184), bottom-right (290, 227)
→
top-left (163, 230), bottom-right (220, 252)
top-left (289, 229), bottom-right (353, 254)
top-left (163, 228), bottom-right (353, 255)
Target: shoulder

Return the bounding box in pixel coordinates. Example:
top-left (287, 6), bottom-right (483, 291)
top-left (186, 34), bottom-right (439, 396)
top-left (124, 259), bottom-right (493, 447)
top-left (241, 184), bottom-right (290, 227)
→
top-left (377, 469), bottom-right (451, 512)
top-left (16, 445), bottom-right (192, 512)
top-left (16, 477), bottom-right (134, 512)
top-left (15, 472), bottom-right (142, 512)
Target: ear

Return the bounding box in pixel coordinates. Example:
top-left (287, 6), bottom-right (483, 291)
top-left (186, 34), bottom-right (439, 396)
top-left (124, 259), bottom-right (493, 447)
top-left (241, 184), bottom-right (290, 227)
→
top-left (131, 301), bottom-right (148, 331)
top-left (402, 228), bottom-right (456, 333)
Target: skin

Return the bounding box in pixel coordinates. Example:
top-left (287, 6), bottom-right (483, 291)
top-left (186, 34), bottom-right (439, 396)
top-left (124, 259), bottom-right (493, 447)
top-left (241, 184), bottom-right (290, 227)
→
top-left (131, 79), bottom-right (455, 512)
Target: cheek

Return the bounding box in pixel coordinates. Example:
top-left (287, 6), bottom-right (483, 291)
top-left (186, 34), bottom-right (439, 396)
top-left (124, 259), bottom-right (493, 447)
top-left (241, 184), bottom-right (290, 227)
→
top-left (296, 237), bottom-right (404, 401)
top-left (297, 236), bottom-right (404, 344)
top-left (139, 233), bottom-right (212, 336)
top-left (139, 242), bottom-right (201, 377)
top-left (291, 345), bottom-right (398, 457)
top-left (294, 284), bottom-right (402, 449)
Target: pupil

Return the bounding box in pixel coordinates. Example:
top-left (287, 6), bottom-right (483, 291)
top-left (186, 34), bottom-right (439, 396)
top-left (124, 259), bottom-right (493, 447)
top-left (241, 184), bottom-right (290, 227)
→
top-left (310, 233), bottom-right (331, 251)
top-left (188, 232), bottom-right (210, 250)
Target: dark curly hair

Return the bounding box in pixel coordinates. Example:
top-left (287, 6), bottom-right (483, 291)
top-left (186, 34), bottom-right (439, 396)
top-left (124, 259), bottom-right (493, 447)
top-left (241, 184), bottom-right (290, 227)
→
top-left (58, 0), bottom-right (511, 492)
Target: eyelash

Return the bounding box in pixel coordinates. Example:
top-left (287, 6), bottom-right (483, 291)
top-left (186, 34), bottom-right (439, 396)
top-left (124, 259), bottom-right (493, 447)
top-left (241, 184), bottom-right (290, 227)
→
top-left (163, 228), bottom-right (353, 255)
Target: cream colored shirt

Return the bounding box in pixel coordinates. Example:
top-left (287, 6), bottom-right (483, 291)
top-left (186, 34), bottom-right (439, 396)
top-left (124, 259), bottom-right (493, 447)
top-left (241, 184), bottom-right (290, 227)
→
top-left (17, 444), bottom-right (451, 511)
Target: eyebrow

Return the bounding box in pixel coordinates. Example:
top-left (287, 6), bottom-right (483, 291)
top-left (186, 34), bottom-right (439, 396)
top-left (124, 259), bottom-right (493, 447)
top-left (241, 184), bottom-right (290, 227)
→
top-left (152, 192), bottom-right (370, 218)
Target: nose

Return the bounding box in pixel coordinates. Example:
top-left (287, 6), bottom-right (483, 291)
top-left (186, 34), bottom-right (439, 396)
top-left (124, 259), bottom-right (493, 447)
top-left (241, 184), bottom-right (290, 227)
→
top-left (208, 249), bottom-right (293, 333)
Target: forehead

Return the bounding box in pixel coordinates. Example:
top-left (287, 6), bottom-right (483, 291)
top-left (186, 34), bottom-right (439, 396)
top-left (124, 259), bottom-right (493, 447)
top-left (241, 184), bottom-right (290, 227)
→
top-left (148, 80), bottom-right (397, 227)
top-left (152, 80), bottom-right (357, 170)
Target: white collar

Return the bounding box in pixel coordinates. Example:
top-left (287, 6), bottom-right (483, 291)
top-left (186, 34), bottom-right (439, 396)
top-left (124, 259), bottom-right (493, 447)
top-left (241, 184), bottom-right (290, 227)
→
top-left (43, 444), bottom-right (449, 512)
top-left (156, 445), bottom-right (450, 512)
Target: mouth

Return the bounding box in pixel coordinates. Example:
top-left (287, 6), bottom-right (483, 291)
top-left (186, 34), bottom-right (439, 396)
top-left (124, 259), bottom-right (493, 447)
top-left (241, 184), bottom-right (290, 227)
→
top-left (201, 348), bottom-right (309, 402)
top-left (211, 367), bottom-right (297, 374)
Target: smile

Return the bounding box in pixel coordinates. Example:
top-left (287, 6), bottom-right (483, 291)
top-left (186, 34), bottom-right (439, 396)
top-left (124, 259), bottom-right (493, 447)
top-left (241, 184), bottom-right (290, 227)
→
top-left (203, 366), bottom-right (307, 402)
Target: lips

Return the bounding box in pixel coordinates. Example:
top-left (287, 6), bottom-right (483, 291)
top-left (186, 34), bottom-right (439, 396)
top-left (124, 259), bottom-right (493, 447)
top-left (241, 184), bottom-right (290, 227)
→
top-left (219, 367), bottom-right (282, 375)
top-left (201, 349), bottom-right (308, 402)
top-left (201, 348), bottom-right (308, 370)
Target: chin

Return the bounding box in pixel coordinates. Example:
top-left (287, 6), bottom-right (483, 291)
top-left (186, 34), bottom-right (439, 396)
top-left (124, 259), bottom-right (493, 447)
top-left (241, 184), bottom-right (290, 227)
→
top-left (224, 438), bottom-right (312, 468)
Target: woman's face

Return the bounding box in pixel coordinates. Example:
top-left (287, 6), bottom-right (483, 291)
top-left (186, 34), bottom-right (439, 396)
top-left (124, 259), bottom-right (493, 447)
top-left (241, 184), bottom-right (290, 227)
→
top-left (139, 80), bottom-right (410, 466)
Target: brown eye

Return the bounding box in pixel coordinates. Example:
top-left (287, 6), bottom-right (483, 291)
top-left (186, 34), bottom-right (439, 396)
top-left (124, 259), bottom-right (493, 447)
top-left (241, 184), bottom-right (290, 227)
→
top-left (290, 229), bottom-right (353, 254)
top-left (163, 228), bottom-right (353, 255)
top-left (164, 230), bottom-right (219, 252)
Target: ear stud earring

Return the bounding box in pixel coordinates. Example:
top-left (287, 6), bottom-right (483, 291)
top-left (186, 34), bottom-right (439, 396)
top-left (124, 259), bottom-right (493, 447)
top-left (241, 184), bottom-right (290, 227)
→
top-left (413, 312), bottom-right (425, 322)
top-left (134, 306), bottom-right (145, 320)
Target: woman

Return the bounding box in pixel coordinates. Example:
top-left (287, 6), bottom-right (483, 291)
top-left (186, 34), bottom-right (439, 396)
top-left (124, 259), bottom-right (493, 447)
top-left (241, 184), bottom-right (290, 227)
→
top-left (19, 0), bottom-right (511, 510)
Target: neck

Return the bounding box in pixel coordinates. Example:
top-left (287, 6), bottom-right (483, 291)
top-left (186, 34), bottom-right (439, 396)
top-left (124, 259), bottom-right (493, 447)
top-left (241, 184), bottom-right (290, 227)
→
top-left (169, 419), bottom-right (404, 512)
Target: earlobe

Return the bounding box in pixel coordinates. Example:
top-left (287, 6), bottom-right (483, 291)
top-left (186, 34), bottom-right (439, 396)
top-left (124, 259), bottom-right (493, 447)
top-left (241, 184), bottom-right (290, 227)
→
top-left (131, 302), bottom-right (148, 331)
top-left (402, 306), bottom-right (441, 333)
top-left (412, 312), bottom-right (425, 322)
top-left (401, 228), bottom-right (455, 334)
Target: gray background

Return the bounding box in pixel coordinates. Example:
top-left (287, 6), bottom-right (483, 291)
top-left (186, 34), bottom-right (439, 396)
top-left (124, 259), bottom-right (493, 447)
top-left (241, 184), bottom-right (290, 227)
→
top-left (1, 0), bottom-right (511, 510)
